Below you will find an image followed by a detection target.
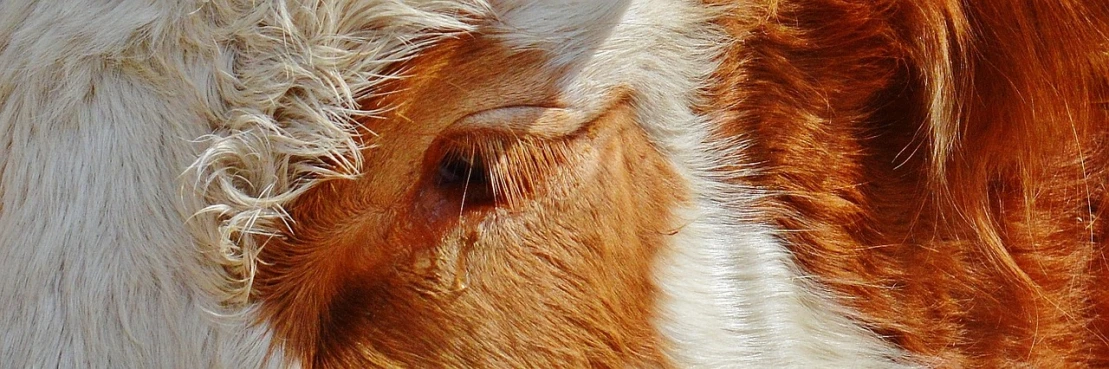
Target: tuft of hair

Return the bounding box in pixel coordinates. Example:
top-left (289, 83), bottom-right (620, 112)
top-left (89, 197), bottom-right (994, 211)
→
top-left (181, 0), bottom-right (488, 305)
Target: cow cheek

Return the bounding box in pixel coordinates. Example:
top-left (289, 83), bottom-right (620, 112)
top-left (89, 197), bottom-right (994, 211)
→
top-left (253, 103), bottom-right (686, 367)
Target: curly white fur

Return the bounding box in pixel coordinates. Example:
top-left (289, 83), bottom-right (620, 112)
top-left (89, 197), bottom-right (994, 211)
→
top-left (0, 0), bottom-right (481, 366)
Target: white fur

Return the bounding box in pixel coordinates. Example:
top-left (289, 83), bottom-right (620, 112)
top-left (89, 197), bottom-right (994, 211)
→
top-left (0, 0), bottom-right (480, 366)
top-left (489, 1), bottom-right (922, 367)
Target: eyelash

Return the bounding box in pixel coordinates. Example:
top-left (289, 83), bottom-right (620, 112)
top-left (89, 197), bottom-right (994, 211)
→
top-left (431, 133), bottom-right (575, 211)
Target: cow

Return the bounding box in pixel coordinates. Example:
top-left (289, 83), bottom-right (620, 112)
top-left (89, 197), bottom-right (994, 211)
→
top-left (1, 0), bottom-right (1107, 367)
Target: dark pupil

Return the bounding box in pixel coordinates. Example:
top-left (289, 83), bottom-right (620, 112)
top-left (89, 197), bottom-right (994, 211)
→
top-left (434, 149), bottom-right (497, 207)
top-left (437, 155), bottom-right (488, 187)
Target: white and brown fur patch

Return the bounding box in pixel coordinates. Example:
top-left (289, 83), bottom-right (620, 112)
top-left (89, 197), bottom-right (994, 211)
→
top-left (2, 0), bottom-right (1107, 368)
top-left (253, 0), bottom-right (917, 367)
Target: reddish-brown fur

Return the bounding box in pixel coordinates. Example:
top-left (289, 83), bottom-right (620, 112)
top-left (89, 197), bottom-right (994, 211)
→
top-left (253, 37), bottom-right (681, 367)
top-left (707, 0), bottom-right (1109, 366)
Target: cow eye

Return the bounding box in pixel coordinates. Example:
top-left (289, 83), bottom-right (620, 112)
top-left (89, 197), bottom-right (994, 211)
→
top-left (422, 105), bottom-right (594, 214)
top-left (433, 147), bottom-right (496, 207)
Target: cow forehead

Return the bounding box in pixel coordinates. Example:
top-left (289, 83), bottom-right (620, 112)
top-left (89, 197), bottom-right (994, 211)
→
top-left (485, 0), bottom-right (630, 51)
top-left (488, 0), bottom-right (629, 25)
top-left (466, 0), bottom-right (720, 128)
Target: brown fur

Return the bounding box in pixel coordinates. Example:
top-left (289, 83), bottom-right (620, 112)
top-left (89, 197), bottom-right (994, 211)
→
top-left (252, 37), bottom-right (682, 368)
top-left (707, 0), bottom-right (1109, 366)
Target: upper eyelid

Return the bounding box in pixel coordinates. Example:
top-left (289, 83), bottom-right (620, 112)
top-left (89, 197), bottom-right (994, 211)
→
top-left (448, 88), bottom-right (632, 139)
top-left (449, 105), bottom-right (588, 139)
